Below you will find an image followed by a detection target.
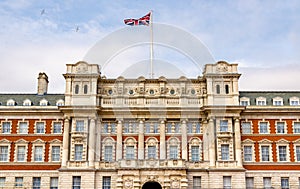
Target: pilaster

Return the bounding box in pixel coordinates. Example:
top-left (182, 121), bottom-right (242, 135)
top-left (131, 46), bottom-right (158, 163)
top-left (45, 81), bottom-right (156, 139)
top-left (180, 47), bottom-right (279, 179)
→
top-left (116, 119), bottom-right (123, 160)
top-left (160, 119), bottom-right (166, 160)
top-left (62, 117), bottom-right (70, 167)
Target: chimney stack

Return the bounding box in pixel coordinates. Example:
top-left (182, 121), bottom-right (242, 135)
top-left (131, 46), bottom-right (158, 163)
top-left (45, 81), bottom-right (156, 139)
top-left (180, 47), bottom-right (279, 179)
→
top-left (37, 72), bottom-right (49, 95)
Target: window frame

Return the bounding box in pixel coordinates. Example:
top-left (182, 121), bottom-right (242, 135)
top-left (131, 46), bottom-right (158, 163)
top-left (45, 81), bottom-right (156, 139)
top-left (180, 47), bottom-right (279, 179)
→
top-left (18, 121), bottom-right (28, 134)
top-left (74, 144), bottom-right (83, 161)
top-left (1, 122), bottom-right (11, 134)
top-left (35, 122), bottom-right (45, 134)
top-left (243, 146), bottom-right (253, 162)
top-left (220, 120), bottom-right (228, 132)
top-left (259, 122), bottom-right (269, 134)
top-left (50, 177), bottom-right (58, 189)
top-left (0, 146), bottom-right (9, 162)
top-left (32, 177), bottom-right (41, 189)
top-left (52, 122), bottom-right (62, 134)
top-left (276, 121), bottom-right (286, 134)
top-left (72, 176), bottom-right (81, 189)
top-left (221, 144), bottom-right (229, 161)
top-left (241, 121), bottom-right (252, 134)
top-left (102, 176), bottom-right (111, 189)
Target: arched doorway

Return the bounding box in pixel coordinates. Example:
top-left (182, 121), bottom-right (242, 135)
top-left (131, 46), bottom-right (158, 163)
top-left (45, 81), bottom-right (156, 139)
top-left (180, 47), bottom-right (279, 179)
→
top-left (142, 181), bottom-right (162, 189)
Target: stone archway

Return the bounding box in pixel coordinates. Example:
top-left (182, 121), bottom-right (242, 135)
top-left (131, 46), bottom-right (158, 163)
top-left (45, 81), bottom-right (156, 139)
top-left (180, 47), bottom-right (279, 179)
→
top-left (142, 181), bottom-right (162, 189)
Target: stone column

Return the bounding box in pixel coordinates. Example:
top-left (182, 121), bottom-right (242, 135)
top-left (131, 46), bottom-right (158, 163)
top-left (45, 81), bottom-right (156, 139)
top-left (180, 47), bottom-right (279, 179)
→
top-left (181, 119), bottom-right (188, 160)
top-left (234, 117), bottom-right (242, 167)
top-left (208, 118), bottom-right (216, 167)
top-left (116, 119), bottom-right (123, 160)
top-left (95, 119), bottom-right (101, 162)
top-left (160, 119), bottom-right (166, 159)
top-left (138, 119), bottom-right (145, 159)
top-left (88, 118), bottom-right (96, 167)
top-left (202, 119), bottom-right (209, 161)
top-left (62, 117), bottom-right (70, 167)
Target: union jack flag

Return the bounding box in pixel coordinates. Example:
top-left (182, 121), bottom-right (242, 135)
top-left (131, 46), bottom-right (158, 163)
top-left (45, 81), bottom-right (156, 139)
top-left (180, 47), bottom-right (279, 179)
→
top-left (124, 12), bottom-right (151, 26)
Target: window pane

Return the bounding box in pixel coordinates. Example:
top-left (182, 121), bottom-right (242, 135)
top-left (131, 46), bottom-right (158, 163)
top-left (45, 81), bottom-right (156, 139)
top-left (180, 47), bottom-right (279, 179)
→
top-left (148, 146), bottom-right (156, 159)
top-left (0, 146), bottom-right (8, 162)
top-left (246, 177), bottom-right (254, 189)
top-left (52, 146), bottom-right (60, 161)
top-left (296, 146), bottom-right (300, 161)
top-left (17, 146), bottom-right (26, 162)
top-left (263, 177), bottom-right (271, 188)
top-left (294, 122), bottom-right (300, 133)
top-left (281, 178), bottom-right (289, 189)
top-left (259, 122), bottom-right (268, 134)
top-left (243, 146), bottom-right (252, 161)
top-left (2, 122), bottom-right (10, 133)
top-left (223, 176), bottom-right (231, 189)
top-left (261, 146), bottom-right (269, 161)
top-left (75, 145), bottom-right (83, 161)
top-left (191, 146), bottom-right (200, 162)
top-left (104, 146), bottom-right (113, 162)
top-left (220, 120), bottom-right (228, 132)
top-left (36, 122), bottom-right (45, 134)
top-left (15, 177), bottom-right (23, 187)
top-left (0, 177), bottom-right (5, 188)
top-left (53, 122), bottom-right (61, 133)
top-left (76, 120), bottom-right (84, 132)
top-left (193, 176), bottom-right (201, 189)
top-left (279, 146), bottom-right (287, 161)
top-left (50, 177), bottom-right (58, 189)
top-left (170, 146), bottom-right (178, 160)
top-left (221, 145), bottom-right (229, 160)
top-left (103, 176), bottom-right (111, 189)
top-left (277, 122), bottom-right (285, 134)
top-left (32, 177), bottom-right (41, 189)
top-left (72, 176), bottom-right (81, 189)
top-left (126, 146), bottom-right (135, 160)
top-left (242, 122), bottom-right (251, 134)
top-left (19, 122), bottom-right (28, 134)
top-left (34, 146), bottom-right (43, 162)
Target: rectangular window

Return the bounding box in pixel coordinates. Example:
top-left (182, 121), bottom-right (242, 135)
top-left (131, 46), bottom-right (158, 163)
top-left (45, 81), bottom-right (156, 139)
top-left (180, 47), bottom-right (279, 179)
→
top-left (277, 122), bottom-right (285, 134)
top-left (19, 122), bottom-right (28, 134)
top-left (53, 122), bottom-right (62, 133)
top-left (191, 146), bottom-right (200, 162)
top-left (15, 177), bottom-right (23, 187)
top-left (75, 145), bottom-right (83, 161)
top-left (257, 100), bottom-right (266, 105)
top-left (174, 123), bottom-right (180, 133)
top-left (104, 146), bottom-right (113, 162)
top-left (220, 120), bottom-right (228, 132)
top-left (279, 146), bottom-right (287, 161)
top-left (243, 146), bottom-right (252, 161)
top-left (263, 177), bottom-right (271, 189)
top-left (126, 146), bottom-right (135, 160)
top-left (51, 146), bottom-right (60, 161)
top-left (296, 146), bottom-right (300, 161)
top-left (294, 122), bottom-right (300, 133)
top-left (259, 122), bottom-right (268, 134)
top-left (0, 177), bottom-right (5, 188)
top-left (281, 178), bottom-right (289, 189)
top-left (241, 101), bottom-right (249, 106)
top-left (246, 177), bottom-right (254, 189)
top-left (145, 123), bottom-right (151, 133)
top-left (103, 123), bottom-right (109, 133)
top-left (110, 123), bottom-right (116, 133)
top-left (274, 100), bottom-right (282, 106)
top-left (221, 144), bottom-right (229, 160)
top-left (50, 177), bottom-right (58, 189)
top-left (167, 123), bottom-right (172, 133)
top-left (193, 176), bottom-right (201, 189)
top-left (261, 146), bottom-right (270, 161)
top-left (36, 122), bottom-right (45, 134)
top-left (123, 123), bottom-right (130, 133)
top-left (242, 122), bottom-right (251, 134)
top-left (187, 123), bottom-right (193, 133)
top-left (148, 146), bottom-right (156, 159)
top-left (2, 122), bottom-right (10, 134)
top-left (0, 146), bottom-right (8, 162)
top-left (32, 177), bottom-right (41, 189)
top-left (76, 120), bottom-right (84, 132)
top-left (169, 146), bottom-right (178, 160)
top-left (17, 146), bottom-right (26, 162)
top-left (34, 146), bottom-right (43, 162)
top-left (72, 176), bottom-right (81, 189)
top-left (102, 176), bottom-right (111, 189)
top-left (223, 176), bottom-right (231, 189)
top-left (153, 123), bottom-right (159, 133)
top-left (291, 100), bottom-right (299, 106)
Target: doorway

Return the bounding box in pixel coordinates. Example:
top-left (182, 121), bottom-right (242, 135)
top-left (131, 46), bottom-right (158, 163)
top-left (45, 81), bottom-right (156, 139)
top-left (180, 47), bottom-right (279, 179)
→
top-left (142, 181), bottom-right (162, 189)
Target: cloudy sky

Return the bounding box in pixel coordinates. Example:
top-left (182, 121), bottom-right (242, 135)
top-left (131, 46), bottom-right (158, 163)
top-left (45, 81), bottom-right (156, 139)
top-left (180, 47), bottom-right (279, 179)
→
top-left (1, 0), bottom-right (300, 93)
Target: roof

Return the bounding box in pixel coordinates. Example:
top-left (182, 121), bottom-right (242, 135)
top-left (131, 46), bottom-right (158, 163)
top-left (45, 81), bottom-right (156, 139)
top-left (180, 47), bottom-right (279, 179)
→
top-left (0, 94), bottom-right (64, 106)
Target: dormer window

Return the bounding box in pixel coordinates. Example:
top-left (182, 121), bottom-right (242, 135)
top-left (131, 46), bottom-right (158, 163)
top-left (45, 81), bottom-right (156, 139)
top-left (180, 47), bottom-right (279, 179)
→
top-left (23, 99), bottom-right (32, 106)
top-left (39, 99), bottom-right (48, 106)
top-left (7, 99), bottom-right (16, 106)
top-left (56, 99), bottom-right (64, 106)
top-left (290, 97), bottom-right (299, 106)
top-left (273, 97), bottom-right (283, 106)
top-left (240, 97), bottom-right (250, 106)
top-left (256, 97), bottom-right (266, 106)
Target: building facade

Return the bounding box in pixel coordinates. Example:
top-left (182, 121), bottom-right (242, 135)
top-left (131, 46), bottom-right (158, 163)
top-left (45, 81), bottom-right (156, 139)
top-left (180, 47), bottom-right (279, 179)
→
top-left (0, 61), bottom-right (300, 189)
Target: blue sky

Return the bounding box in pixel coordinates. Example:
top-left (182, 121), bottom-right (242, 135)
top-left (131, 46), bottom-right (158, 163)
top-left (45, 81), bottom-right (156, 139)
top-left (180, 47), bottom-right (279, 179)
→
top-left (1, 0), bottom-right (300, 92)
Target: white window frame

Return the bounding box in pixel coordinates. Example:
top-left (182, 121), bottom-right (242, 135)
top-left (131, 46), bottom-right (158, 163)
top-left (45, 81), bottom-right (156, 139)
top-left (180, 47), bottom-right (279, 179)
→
top-left (1, 121), bottom-right (11, 134)
top-left (34, 146), bottom-right (44, 162)
top-left (75, 120), bottom-right (85, 132)
top-left (259, 121), bottom-right (269, 134)
top-left (74, 144), bottom-right (83, 161)
top-left (220, 120), bottom-right (228, 132)
top-left (102, 137), bottom-right (115, 162)
top-left (104, 145), bottom-right (113, 162)
top-left (50, 177), bottom-right (58, 189)
top-left (246, 177), bottom-right (254, 189)
top-left (52, 121), bottom-right (62, 134)
top-left (281, 177), bottom-right (289, 189)
top-left (35, 121), bottom-right (45, 134)
top-left (72, 176), bottom-right (81, 189)
top-left (145, 138), bottom-right (158, 160)
top-left (289, 97), bottom-right (299, 106)
top-left (223, 176), bottom-right (231, 189)
top-left (15, 177), bottom-right (23, 187)
top-left (240, 97), bottom-right (250, 106)
top-left (23, 99), bottom-right (32, 106)
top-left (167, 137), bottom-right (180, 160)
top-left (0, 177), bottom-right (5, 188)
top-left (263, 177), bottom-right (272, 188)
top-left (276, 141), bottom-right (290, 162)
top-left (241, 121), bottom-right (252, 134)
top-left (32, 177), bottom-right (41, 189)
top-left (31, 139), bottom-right (45, 162)
top-left (295, 145), bottom-right (300, 162)
top-left (276, 121), bottom-right (286, 134)
top-left (189, 138), bottom-right (202, 162)
top-left (259, 140), bottom-right (273, 162)
top-left (221, 144), bottom-right (229, 161)
top-left (126, 146), bottom-right (135, 160)
top-left (0, 146), bottom-right (9, 162)
top-left (243, 145), bottom-right (253, 162)
top-left (123, 137), bottom-right (137, 160)
top-left (293, 122), bottom-right (300, 133)
top-left (18, 121), bottom-right (28, 134)
top-left (51, 146), bottom-right (61, 162)
top-left (256, 97), bottom-right (266, 106)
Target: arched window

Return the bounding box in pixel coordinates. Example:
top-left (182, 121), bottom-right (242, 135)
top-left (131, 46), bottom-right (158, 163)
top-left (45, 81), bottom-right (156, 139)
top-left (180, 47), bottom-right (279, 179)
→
top-left (75, 85), bottom-right (79, 94)
top-left (225, 85), bottom-right (230, 94)
top-left (83, 85), bottom-right (88, 94)
top-left (216, 85), bottom-right (220, 94)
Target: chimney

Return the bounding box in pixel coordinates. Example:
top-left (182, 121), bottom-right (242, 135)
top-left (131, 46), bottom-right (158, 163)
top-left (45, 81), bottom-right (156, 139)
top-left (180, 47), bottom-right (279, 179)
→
top-left (37, 72), bottom-right (49, 95)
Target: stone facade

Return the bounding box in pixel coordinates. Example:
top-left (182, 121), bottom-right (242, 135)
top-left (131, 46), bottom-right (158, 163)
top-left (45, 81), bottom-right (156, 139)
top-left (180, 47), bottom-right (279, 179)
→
top-left (0, 61), bottom-right (300, 188)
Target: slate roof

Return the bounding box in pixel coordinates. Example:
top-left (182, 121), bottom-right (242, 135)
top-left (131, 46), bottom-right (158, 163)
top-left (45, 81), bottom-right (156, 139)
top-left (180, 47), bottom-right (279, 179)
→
top-left (0, 94), bottom-right (64, 106)
top-left (239, 91), bottom-right (300, 106)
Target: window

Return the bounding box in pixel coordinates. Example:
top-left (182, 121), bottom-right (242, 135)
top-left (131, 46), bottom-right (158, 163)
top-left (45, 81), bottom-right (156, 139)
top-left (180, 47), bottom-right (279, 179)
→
top-left (277, 122), bottom-right (285, 134)
top-left (195, 123), bottom-right (201, 133)
top-left (19, 122), bottom-right (28, 134)
top-left (2, 122), bottom-right (10, 134)
top-left (259, 122), bottom-right (268, 134)
top-left (243, 146), bottom-right (252, 161)
top-left (76, 120), bottom-right (84, 132)
top-left (126, 146), bottom-right (134, 160)
top-left (220, 120), bottom-right (228, 132)
top-left (225, 84), bottom-right (229, 94)
top-left (278, 146), bottom-right (287, 161)
top-left (102, 176), bottom-right (111, 189)
top-left (242, 122), bottom-right (251, 134)
top-left (75, 145), bottom-right (83, 161)
top-left (0, 146), bottom-right (8, 162)
top-left (148, 146), bottom-right (156, 159)
top-left (246, 177), bottom-right (254, 189)
top-left (281, 178), bottom-right (289, 189)
top-left (223, 176), bottom-right (231, 189)
top-left (36, 122), bottom-right (45, 134)
top-left (0, 177), bottom-right (5, 188)
top-left (257, 99), bottom-right (266, 105)
top-left (261, 146), bottom-right (269, 161)
top-left (193, 176), bottom-right (201, 189)
top-left (17, 146), bottom-right (26, 162)
top-left (167, 123), bottom-right (172, 133)
top-left (111, 123), bottom-right (116, 133)
top-left (34, 146), bottom-right (43, 162)
top-left (50, 177), bottom-right (58, 189)
top-left (145, 123), bottom-right (151, 133)
top-left (169, 146), bottom-right (178, 160)
top-left (39, 99), bottom-right (48, 106)
top-left (32, 177), bottom-right (41, 189)
top-left (153, 123), bottom-right (159, 133)
top-left (83, 85), bottom-right (88, 94)
top-left (123, 123), bottom-right (130, 133)
top-left (263, 177), bottom-right (271, 189)
top-left (216, 85), bottom-right (220, 94)
top-left (72, 176), bottom-right (81, 189)
top-left (103, 123), bottom-right (109, 133)
top-left (104, 146), bottom-right (113, 162)
top-left (290, 100), bottom-right (299, 105)
top-left (274, 100), bottom-right (282, 106)
top-left (15, 177), bottom-right (23, 187)
top-left (187, 123), bottom-right (193, 133)
top-left (23, 99), bottom-right (32, 106)
top-left (221, 144), bottom-right (229, 160)
top-left (191, 146), bottom-right (200, 162)
top-left (51, 146), bottom-right (60, 161)
top-left (75, 85), bottom-right (79, 94)
top-left (296, 146), bottom-right (300, 161)
top-left (174, 123), bottom-right (180, 133)
top-left (240, 100), bottom-right (249, 106)
top-left (294, 122), bottom-right (300, 133)
top-left (53, 122), bottom-right (62, 133)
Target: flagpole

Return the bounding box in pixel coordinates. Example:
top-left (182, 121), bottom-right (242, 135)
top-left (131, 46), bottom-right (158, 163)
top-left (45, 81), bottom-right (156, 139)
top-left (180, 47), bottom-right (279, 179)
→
top-left (150, 10), bottom-right (154, 79)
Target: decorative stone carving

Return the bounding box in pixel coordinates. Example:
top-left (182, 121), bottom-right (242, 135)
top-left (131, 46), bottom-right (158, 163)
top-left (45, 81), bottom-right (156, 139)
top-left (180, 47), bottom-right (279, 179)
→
top-left (216, 62), bottom-right (228, 73)
top-left (171, 178), bottom-right (180, 188)
top-left (75, 63), bottom-right (88, 73)
top-left (123, 178), bottom-right (133, 189)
